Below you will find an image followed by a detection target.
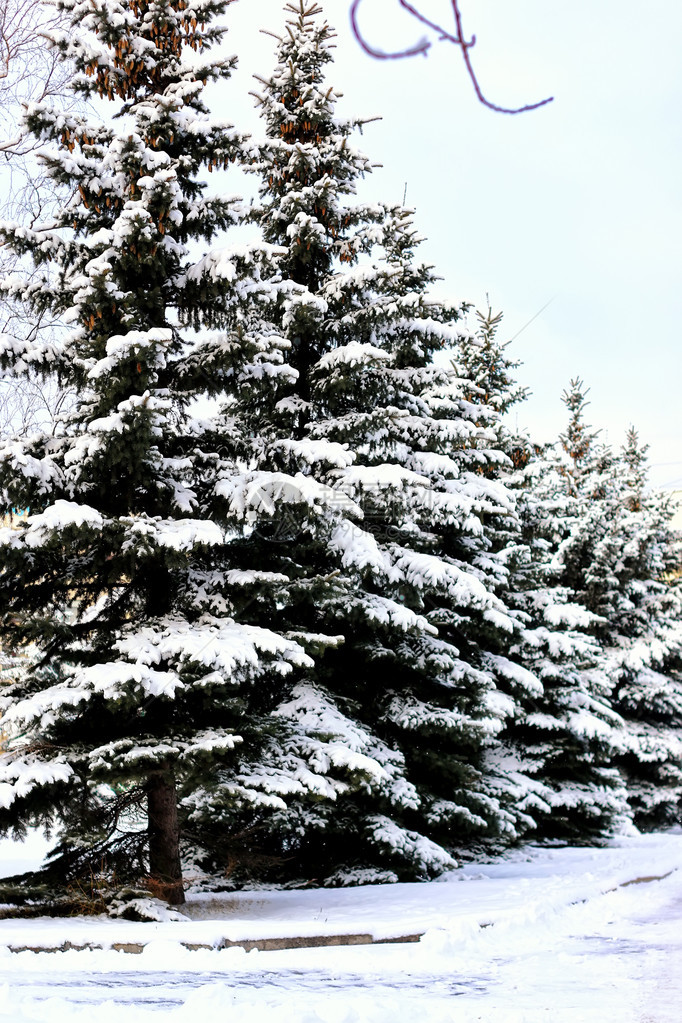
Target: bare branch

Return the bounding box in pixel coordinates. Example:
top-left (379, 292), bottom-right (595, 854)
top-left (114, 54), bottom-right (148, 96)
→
top-left (350, 0), bottom-right (430, 59)
top-left (0, 1), bottom-right (77, 440)
top-left (0, 0), bottom-right (75, 157)
top-left (349, 0), bottom-right (554, 115)
top-left (0, 373), bottom-right (74, 438)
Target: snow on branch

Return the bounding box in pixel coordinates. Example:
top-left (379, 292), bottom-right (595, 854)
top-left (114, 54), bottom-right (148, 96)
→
top-left (349, 0), bottom-right (553, 115)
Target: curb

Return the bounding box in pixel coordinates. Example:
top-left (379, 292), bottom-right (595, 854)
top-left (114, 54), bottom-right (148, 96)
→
top-left (8, 932), bottom-right (424, 955)
top-left (6, 869), bottom-right (675, 955)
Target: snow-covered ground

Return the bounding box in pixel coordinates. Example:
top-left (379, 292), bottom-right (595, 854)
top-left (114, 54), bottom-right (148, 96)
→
top-left (1, 832), bottom-right (681, 1021)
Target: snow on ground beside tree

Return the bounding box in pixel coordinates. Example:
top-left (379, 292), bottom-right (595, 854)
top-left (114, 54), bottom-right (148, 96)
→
top-left (1, 832), bottom-right (682, 1020)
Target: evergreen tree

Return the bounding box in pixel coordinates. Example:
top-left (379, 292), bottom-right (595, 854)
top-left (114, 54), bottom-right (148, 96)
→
top-left (508, 380), bottom-right (682, 839)
top-left (558, 416), bottom-right (682, 829)
top-left (0, 0), bottom-right (346, 907)
top-left (605, 430), bottom-right (682, 828)
top-left (606, 430), bottom-right (682, 828)
top-left (558, 378), bottom-right (598, 483)
top-left (457, 304), bottom-right (529, 422)
top-left (186, 2), bottom-right (547, 885)
top-left (459, 340), bottom-right (629, 842)
top-left (501, 445), bottom-right (629, 841)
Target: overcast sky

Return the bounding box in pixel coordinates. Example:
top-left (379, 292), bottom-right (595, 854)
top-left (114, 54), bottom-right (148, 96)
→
top-left (215, 0), bottom-right (682, 489)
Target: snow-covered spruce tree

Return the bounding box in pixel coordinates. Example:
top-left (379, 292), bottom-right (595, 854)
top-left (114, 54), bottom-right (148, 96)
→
top-left (455, 305), bottom-right (529, 428)
top-left (505, 379), bottom-right (632, 841)
top-left (184, 2), bottom-right (546, 885)
top-left (606, 430), bottom-right (682, 828)
top-left (453, 317), bottom-right (628, 843)
top-left (556, 408), bottom-right (682, 830)
top-left (0, 0), bottom-right (449, 905)
top-left (0, 0), bottom-right (346, 908)
top-left (499, 446), bottom-right (630, 841)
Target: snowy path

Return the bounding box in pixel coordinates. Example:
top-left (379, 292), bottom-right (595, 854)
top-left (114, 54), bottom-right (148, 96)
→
top-left (2, 888), bottom-right (681, 1023)
top-left (0, 960), bottom-right (488, 1011)
top-left (1, 833), bottom-right (682, 1021)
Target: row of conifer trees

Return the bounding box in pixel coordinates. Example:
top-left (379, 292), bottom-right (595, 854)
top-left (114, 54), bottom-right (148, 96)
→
top-left (0, 0), bottom-right (679, 907)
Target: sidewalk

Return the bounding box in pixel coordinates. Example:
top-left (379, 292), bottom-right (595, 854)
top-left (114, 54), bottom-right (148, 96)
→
top-left (1, 831), bottom-right (680, 955)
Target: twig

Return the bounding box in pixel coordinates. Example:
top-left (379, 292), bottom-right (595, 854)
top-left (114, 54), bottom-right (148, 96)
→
top-left (349, 0), bottom-right (554, 115)
top-left (349, 0), bottom-right (429, 58)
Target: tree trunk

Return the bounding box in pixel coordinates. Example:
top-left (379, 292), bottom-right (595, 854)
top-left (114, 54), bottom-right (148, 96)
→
top-left (147, 767), bottom-right (184, 905)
